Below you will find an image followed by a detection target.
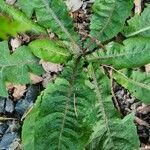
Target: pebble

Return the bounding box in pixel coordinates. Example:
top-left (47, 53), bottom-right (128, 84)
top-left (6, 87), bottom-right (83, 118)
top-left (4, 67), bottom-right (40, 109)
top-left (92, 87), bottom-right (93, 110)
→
top-left (0, 85), bottom-right (41, 149)
top-left (0, 132), bottom-right (18, 150)
top-left (15, 98), bottom-right (33, 117)
top-left (0, 97), bottom-right (5, 114)
top-left (25, 85), bottom-right (40, 103)
top-left (115, 90), bottom-right (124, 99)
top-left (0, 123), bottom-right (8, 140)
top-left (6, 121), bottom-right (21, 133)
top-left (138, 125), bottom-right (150, 144)
top-left (15, 85), bottom-right (40, 117)
top-left (5, 99), bottom-right (14, 114)
top-left (130, 102), bottom-right (142, 111)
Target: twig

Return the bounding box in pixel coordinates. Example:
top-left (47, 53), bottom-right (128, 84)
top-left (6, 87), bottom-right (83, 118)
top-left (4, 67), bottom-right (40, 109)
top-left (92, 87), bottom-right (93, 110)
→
top-left (109, 68), bottom-right (121, 113)
top-left (21, 105), bottom-right (34, 121)
top-left (134, 116), bottom-right (150, 128)
top-left (0, 117), bottom-right (19, 121)
top-left (83, 34), bottom-right (107, 52)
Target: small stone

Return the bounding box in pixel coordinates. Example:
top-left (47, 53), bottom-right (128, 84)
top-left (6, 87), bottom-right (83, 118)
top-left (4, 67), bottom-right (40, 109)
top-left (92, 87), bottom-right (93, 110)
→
top-left (15, 99), bottom-right (33, 117)
top-left (126, 98), bottom-right (135, 104)
top-left (0, 123), bottom-right (8, 134)
top-left (5, 98), bottom-right (14, 114)
top-left (15, 85), bottom-right (40, 117)
top-left (25, 85), bottom-right (40, 103)
top-left (130, 102), bottom-right (142, 110)
top-left (6, 121), bottom-right (21, 133)
top-left (9, 139), bottom-right (20, 150)
top-left (0, 132), bottom-right (18, 149)
top-left (116, 90), bottom-right (124, 99)
top-left (0, 97), bottom-right (5, 113)
top-left (0, 123), bottom-right (8, 140)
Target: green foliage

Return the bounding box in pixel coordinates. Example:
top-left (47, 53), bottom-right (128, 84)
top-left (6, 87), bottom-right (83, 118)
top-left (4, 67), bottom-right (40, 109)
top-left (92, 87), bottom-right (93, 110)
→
top-left (0, 0), bottom-right (150, 149)
top-left (0, 0), bottom-right (46, 35)
top-left (22, 60), bottom-right (97, 150)
top-left (90, 0), bottom-right (133, 42)
top-left (86, 65), bottom-right (140, 150)
top-left (113, 69), bottom-right (150, 104)
top-left (29, 39), bottom-right (71, 63)
top-left (87, 114), bottom-right (139, 150)
top-left (0, 41), bottom-right (43, 97)
top-left (123, 5), bottom-right (150, 37)
top-left (87, 37), bottom-right (150, 69)
top-left (17, 0), bottom-right (81, 55)
top-left (0, 15), bottom-right (30, 39)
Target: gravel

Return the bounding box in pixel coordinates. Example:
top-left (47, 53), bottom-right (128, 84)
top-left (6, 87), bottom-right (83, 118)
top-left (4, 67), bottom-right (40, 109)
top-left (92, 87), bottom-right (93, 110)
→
top-left (0, 98), bottom-right (5, 114)
top-left (0, 84), bottom-right (41, 150)
top-left (0, 132), bottom-right (19, 150)
top-left (5, 99), bottom-right (14, 114)
top-left (114, 83), bottom-right (150, 146)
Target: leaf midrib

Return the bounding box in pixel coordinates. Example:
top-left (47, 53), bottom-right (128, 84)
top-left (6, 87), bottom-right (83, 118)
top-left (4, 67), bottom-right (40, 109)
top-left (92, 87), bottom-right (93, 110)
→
top-left (92, 66), bottom-right (115, 148)
top-left (89, 47), bottom-right (150, 61)
top-left (115, 70), bottom-right (150, 91)
top-left (98, 1), bottom-right (116, 37)
top-left (42, 0), bottom-right (81, 56)
top-left (40, 47), bottom-right (70, 57)
top-left (58, 60), bottom-right (79, 150)
top-left (126, 26), bottom-right (150, 37)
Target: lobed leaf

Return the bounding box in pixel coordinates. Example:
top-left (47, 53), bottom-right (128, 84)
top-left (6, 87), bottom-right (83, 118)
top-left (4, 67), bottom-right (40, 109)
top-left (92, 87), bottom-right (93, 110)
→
top-left (29, 39), bottom-right (71, 63)
top-left (113, 69), bottom-right (150, 104)
top-left (87, 37), bottom-right (150, 69)
top-left (22, 60), bottom-right (97, 150)
top-left (0, 41), bottom-right (43, 97)
top-left (123, 5), bottom-right (150, 37)
top-left (87, 65), bottom-right (140, 150)
top-left (90, 0), bottom-right (133, 42)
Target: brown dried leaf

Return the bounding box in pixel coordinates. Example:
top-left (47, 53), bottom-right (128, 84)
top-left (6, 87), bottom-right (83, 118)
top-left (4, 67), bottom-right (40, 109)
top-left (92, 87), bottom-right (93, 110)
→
top-left (40, 60), bottom-right (63, 73)
top-left (134, 0), bottom-right (142, 14)
top-left (145, 64), bottom-right (150, 73)
top-left (42, 73), bottom-right (53, 88)
top-left (135, 116), bottom-right (150, 128)
top-left (13, 85), bottom-right (26, 100)
top-left (10, 37), bottom-right (22, 51)
top-left (29, 73), bottom-right (43, 84)
top-left (65, 0), bottom-right (83, 12)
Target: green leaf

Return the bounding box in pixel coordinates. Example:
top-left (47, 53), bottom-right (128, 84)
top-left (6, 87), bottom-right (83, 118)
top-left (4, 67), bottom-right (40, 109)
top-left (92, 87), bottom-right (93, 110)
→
top-left (87, 65), bottom-right (140, 150)
top-left (0, 0), bottom-right (46, 34)
top-left (90, 0), bottom-right (133, 42)
top-left (113, 69), bottom-right (150, 104)
top-left (22, 60), bottom-right (97, 150)
top-left (0, 14), bottom-right (30, 39)
top-left (0, 41), bottom-right (43, 97)
top-left (29, 39), bottom-right (71, 63)
top-left (17, 0), bottom-right (81, 55)
top-left (123, 5), bottom-right (150, 37)
top-left (87, 114), bottom-right (139, 150)
top-left (87, 37), bottom-right (150, 69)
